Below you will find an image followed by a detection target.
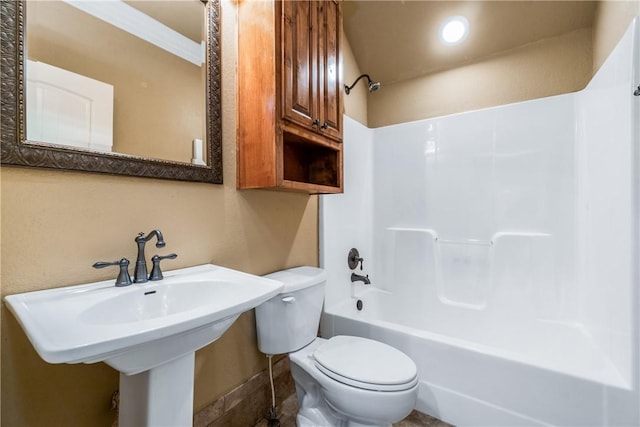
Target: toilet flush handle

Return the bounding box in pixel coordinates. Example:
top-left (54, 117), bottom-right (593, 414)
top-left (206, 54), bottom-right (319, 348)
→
top-left (282, 296), bottom-right (296, 304)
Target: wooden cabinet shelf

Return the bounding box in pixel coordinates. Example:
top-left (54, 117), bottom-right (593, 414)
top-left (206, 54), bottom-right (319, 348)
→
top-left (237, 0), bottom-right (343, 194)
top-left (283, 131), bottom-right (340, 188)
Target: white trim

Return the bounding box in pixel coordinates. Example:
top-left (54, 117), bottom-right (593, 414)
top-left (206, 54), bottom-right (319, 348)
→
top-left (63, 0), bottom-right (205, 67)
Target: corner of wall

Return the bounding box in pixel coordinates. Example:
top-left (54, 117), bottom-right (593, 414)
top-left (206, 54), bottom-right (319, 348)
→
top-left (592, 1), bottom-right (640, 74)
top-left (342, 29), bottom-right (368, 127)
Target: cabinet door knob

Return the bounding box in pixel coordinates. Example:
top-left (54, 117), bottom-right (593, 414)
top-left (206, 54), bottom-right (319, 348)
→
top-left (312, 119), bottom-right (320, 127)
top-left (321, 122), bottom-right (329, 130)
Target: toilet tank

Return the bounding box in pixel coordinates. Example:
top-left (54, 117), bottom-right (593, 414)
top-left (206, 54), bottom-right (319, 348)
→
top-left (255, 266), bottom-right (327, 355)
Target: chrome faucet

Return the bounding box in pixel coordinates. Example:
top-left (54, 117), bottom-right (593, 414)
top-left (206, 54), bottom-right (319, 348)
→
top-left (351, 272), bottom-right (371, 285)
top-left (134, 230), bottom-right (165, 283)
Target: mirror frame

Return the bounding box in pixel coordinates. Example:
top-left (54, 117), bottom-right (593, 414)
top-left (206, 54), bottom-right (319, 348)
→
top-left (0, 0), bottom-right (222, 184)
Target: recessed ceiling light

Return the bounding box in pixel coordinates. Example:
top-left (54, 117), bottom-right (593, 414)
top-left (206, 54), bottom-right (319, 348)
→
top-left (440, 16), bottom-right (469, 45)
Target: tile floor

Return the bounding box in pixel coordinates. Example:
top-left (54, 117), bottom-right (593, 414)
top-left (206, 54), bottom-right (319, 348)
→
top-left (255, 393), bottom-right (453, 427)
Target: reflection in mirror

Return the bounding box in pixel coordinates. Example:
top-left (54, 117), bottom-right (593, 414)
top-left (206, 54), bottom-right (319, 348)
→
top-left (27, 0), bottom-right (206, 165)
top-left (0, 0), bottom-right (222, 184)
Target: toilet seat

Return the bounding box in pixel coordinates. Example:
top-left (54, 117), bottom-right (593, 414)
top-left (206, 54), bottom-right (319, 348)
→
top-left (313, 336), bottom-right (418, 392)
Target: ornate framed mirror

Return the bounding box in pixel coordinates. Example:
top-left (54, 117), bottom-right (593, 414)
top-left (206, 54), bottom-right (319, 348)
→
top-left (0, 0), bottom-right (222, 184)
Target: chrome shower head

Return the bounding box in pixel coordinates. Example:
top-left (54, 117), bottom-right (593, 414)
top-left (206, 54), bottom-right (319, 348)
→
top-left (345, 74), bottom-right (381, 95)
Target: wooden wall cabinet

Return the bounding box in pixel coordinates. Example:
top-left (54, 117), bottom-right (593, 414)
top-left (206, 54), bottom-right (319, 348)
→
top-left (237, 0), bottom-right (343, 194)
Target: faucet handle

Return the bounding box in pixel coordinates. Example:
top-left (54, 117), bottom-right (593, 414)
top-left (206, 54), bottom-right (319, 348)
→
top-left (347, 248), bottom-right (364, 270)
top-left (149, 253), bottom-right (178, 281)
top-left (92, 258), bottom-right (132, 287)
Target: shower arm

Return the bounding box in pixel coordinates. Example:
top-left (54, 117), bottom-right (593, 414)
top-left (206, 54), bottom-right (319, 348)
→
top-left (345, 74), bottom-right (370, 94)
top-left (345, 74), bottom-right (380, 95)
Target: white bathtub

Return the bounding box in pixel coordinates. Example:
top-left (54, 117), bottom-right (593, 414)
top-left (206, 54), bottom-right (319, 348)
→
top-left (321, 287), bottom-right (633, 426)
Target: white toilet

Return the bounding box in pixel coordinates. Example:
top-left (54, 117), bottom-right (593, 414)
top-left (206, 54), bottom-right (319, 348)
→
top-left (256, 266), bottom-right (418, 427)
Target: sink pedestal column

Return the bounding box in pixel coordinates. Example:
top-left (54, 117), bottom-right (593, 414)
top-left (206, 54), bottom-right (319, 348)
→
top-left (119, 353), bottom-right (195, 427)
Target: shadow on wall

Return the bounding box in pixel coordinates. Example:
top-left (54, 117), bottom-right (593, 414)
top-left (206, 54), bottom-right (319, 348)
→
top-left (1, 312), bottom-right (119, 427)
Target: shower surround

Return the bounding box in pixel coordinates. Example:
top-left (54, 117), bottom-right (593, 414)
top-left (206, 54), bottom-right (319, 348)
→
top-left (320, 18), bottom-right (639, 426)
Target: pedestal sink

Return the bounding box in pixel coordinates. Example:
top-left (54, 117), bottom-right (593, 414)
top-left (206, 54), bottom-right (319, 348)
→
top-left (4, 264), bottom-right (283, 427)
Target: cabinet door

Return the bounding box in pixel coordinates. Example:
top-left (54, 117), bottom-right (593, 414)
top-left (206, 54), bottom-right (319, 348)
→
top-left (317, 0), bottom-right (342, 141)
top-left (281, 0), bottom-right (317, 130)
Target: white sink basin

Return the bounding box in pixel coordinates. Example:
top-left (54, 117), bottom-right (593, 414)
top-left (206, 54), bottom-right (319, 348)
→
top-left (5, 264), bottom-right (284, 427)
top-left (4, 264), bottom-right (283, 374)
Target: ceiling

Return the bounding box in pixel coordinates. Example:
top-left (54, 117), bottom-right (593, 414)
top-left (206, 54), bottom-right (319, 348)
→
top-left (343, 1), bottom-right (598, 85)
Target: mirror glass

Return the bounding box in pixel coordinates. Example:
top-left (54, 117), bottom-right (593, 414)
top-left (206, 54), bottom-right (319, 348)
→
top-left (0, 0), bottom-right (221, 184)
top-left (26, 0), bottom-right (207, 165)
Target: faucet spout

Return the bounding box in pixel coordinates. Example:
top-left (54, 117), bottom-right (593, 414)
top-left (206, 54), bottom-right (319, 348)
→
top-left (351, 272), bottom-right (371, 285)
top-left (134, 230), bottom-right (165, 283)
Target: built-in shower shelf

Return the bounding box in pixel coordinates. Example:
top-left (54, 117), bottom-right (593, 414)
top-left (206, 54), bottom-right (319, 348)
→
top-left (386, 227), bottom-right (551, 247)
top-left (436, 238), bottom-right (493, 246)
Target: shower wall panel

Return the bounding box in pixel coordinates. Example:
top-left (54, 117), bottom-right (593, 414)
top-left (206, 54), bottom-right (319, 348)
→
top-left (576, 19), bottom-right (639, 390)
top-left (372, 95), bottom-right (577, 322)
top-left (320, 117), bottom-right (374, 309)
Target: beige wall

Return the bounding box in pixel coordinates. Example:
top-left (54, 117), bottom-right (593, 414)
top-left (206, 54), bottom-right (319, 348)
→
top-left (593, 0), bottom-right (640, 72)
top-left (367, 28), bottom-right (593, 127)
top-left (342, 29), bottom-right (368, 125)
top-left (364, 0), bottom-right (640, 128)
top-left (0, 1), bottom-right (318, 426)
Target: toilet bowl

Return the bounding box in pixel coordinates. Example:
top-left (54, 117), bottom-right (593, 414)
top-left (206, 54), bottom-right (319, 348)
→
top-left (255, 267), bottom-right (418, 427)
top-left (291, 336), bottom-right (418, 426)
